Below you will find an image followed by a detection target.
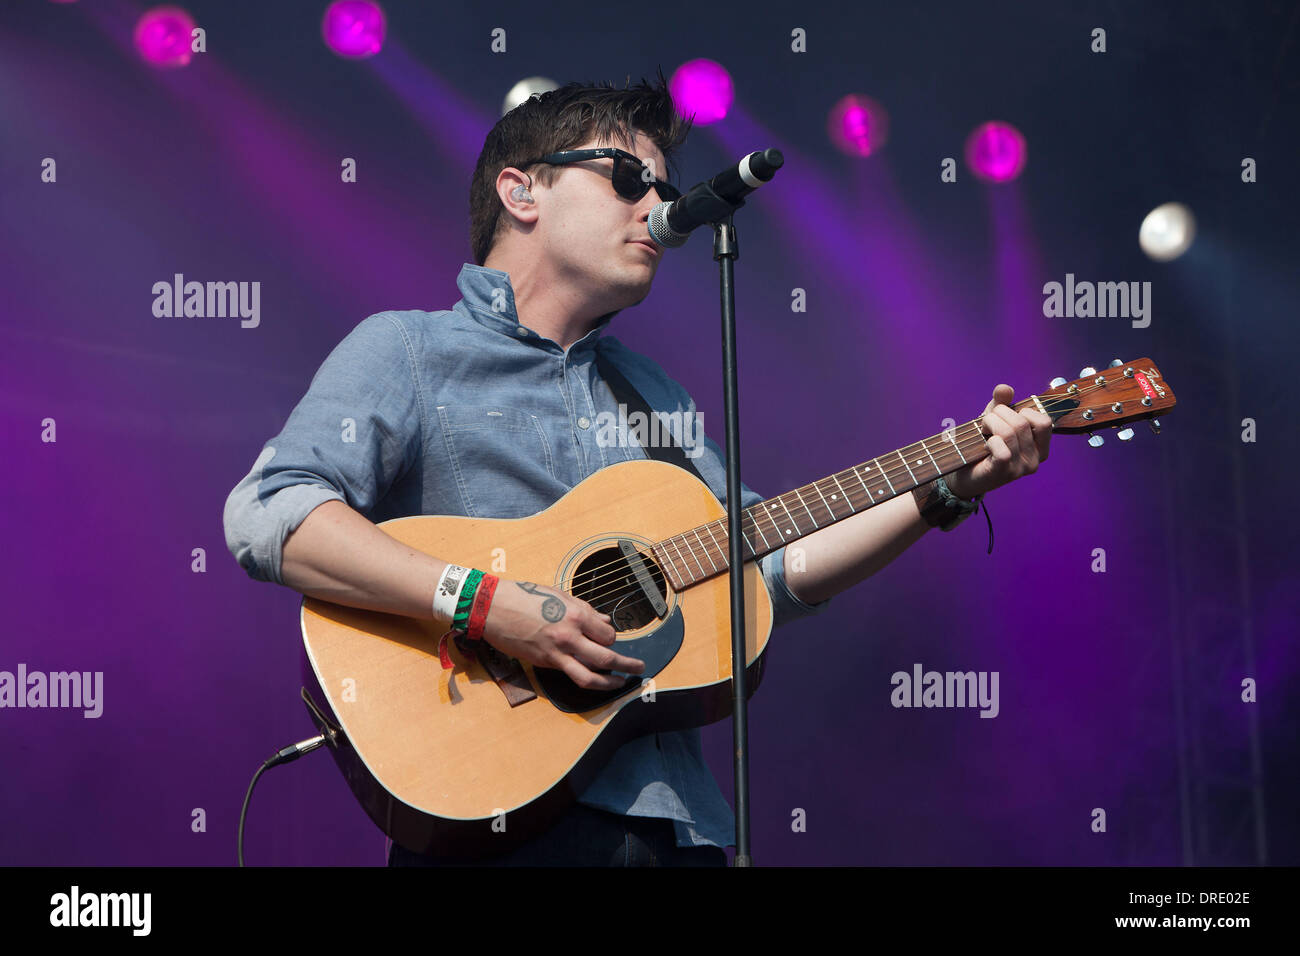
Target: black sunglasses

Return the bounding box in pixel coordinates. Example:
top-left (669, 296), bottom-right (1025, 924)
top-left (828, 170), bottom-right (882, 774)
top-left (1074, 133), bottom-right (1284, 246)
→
top-left (519, 148), bottom-right (682, 203)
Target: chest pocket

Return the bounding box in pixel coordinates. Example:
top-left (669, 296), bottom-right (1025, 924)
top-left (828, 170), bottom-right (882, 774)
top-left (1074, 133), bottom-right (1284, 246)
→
top-left (435, 404), bottom-right (557, 518)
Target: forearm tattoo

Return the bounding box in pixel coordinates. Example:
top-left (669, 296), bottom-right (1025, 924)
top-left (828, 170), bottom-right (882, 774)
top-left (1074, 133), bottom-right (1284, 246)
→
top-left (517, 581), bottom-right (566, 623)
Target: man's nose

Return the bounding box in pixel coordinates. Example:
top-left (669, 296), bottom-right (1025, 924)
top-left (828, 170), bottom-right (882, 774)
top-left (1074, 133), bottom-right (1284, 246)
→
top-left (635, 187), bottom-right (660, 220)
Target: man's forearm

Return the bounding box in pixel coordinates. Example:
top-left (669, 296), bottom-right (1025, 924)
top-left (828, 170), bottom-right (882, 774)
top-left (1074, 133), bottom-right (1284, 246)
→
top-left (283, 492), bottom-right (927, 621)
top-left (280, 499), bottom-right (445, 621)
top-left (783, 491), bottom-right (931, 606)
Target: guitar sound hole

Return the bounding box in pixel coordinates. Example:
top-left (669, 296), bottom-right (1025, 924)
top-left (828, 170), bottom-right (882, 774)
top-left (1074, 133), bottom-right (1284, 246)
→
top-left (570, 547), bottom-right (667, 632)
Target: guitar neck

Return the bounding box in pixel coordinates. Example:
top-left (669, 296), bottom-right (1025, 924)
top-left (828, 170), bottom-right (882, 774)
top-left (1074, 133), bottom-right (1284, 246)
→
top-left (651, 398), bottom-right (1038, 591)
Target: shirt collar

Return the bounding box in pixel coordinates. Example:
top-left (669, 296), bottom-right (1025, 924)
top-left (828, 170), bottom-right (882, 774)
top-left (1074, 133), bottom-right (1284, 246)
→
top-left (455, 263), bottom-right (620, 351)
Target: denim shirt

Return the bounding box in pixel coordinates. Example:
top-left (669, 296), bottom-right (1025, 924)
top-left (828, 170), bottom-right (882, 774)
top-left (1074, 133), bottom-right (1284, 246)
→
top-left (223, 263), bottom-right (832, 849)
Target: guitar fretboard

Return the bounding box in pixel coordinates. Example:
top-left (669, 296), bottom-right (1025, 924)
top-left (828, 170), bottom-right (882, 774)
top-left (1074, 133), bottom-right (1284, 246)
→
top-left (651, 400), bottom-right (1037, 591)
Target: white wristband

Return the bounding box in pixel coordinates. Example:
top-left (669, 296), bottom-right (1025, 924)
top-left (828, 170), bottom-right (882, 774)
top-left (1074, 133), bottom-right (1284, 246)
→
top-left (432, 564), bottom-right (471, 623)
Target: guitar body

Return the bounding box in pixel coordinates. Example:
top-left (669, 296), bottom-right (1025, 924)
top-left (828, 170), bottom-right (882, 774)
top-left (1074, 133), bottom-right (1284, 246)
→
top-left (294, 357), bottom-right (1176, 859)
top-left (299, 458), bottom-right (773, 859)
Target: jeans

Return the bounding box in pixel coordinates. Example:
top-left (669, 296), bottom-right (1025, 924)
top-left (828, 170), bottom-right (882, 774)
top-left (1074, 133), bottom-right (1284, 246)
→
top-left (387, 802), bottom-right (728, 867)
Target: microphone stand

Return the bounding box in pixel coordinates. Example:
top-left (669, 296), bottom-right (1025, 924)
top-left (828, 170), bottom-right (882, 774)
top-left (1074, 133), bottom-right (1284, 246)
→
top-left (712, 210), bottom-right (753, 867)
top-left (664, 160), bottom-right (781, 867)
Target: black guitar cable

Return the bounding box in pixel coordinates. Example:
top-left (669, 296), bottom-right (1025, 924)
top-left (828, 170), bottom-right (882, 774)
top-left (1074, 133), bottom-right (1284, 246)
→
top-left (237, 734), bottom-right (328, 866)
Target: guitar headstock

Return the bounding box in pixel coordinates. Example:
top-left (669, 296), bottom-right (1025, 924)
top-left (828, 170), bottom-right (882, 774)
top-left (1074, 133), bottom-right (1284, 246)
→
top-left (1038, 358), bottom-right (1175, 443)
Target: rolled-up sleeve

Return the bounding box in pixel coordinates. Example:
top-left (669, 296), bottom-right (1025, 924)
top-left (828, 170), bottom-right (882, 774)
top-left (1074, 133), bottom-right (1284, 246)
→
top-left (223, 312), bottom-right (425, 584)
top-left (756, 541), bottom-right (833, 631)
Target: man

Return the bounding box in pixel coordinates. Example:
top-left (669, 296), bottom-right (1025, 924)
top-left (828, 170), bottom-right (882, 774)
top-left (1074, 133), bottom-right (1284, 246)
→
top-left (223, 74), bottom-right (1052, 867)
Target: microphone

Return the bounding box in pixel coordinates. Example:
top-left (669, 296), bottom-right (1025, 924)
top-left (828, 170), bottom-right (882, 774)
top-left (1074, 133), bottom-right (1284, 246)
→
top-left (647, 149), bottom-right (784, 248)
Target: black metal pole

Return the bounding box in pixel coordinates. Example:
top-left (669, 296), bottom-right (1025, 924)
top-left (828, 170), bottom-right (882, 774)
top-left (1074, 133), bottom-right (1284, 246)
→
top-left (712, 213), bottom-right (752, 866)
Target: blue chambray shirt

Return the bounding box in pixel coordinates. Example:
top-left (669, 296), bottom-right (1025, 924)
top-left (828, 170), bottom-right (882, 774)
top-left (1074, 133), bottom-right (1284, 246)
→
top-left (223, 263), bottom-right (832, 849)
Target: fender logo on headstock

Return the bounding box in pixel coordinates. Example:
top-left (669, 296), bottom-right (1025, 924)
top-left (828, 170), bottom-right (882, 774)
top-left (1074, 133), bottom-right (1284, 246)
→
top-left (1136, 368), bottom-right (1166, 399)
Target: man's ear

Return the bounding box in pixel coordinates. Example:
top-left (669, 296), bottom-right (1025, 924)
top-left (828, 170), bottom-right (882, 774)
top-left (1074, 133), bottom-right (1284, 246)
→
top-left (497, 168), bottom-right (540, 225)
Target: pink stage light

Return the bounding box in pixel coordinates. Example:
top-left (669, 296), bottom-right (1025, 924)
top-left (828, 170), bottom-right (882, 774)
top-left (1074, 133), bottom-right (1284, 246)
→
top-left (965, 121), bottom-right (1027, 182)
top-left (828, 94), bottom-right (890, 157)
top-left (133, 7), bottom-right (196, 68)
top-left (322, 1), bottom-right (386, 59)
top-left (669, 60), bottom-right (733, 125)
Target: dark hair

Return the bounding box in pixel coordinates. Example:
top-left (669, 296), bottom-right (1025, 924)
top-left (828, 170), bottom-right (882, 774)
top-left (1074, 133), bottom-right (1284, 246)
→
top-left (469, 68), bottom-right (693, 266)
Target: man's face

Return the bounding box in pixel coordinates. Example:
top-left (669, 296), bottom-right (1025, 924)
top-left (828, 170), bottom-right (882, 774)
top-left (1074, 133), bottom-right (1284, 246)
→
top-left (533, 130), bottom-right (668, 312)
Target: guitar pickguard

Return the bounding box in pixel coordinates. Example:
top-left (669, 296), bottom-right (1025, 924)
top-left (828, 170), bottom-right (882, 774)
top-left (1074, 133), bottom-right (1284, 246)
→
top-left (532, 605), bottom-right (685, 714)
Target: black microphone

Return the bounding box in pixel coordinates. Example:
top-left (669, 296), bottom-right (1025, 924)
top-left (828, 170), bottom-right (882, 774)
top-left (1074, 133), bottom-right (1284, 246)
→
top-left (647, 149), bottom-right (784, 248)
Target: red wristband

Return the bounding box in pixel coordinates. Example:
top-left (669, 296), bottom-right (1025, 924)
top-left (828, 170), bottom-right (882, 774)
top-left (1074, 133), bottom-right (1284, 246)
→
top-left (466, 574), bottom-right (499, 641)
top-left (436, 628), bottom-right (459, 670)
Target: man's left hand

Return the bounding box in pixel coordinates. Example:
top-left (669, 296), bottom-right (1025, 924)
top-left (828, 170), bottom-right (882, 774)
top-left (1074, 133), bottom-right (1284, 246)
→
top-left (945, 384), bottom-right (1053, 500)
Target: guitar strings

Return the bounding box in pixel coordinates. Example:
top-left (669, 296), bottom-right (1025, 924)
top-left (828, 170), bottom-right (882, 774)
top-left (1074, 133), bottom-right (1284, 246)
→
top-left (533, 383), bottom-right (1153, 612)
top-left (548, 387), bottom-right (1145, 608)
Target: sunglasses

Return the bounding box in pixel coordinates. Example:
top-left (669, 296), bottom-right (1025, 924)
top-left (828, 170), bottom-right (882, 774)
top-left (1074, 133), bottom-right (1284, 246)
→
top-left (518, 148), bottom-right (682, 203)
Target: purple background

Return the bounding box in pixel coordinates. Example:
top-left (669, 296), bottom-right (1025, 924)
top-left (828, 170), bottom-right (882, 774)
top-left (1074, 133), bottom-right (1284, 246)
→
top-left (2, 0), bottom-right (1297, 866)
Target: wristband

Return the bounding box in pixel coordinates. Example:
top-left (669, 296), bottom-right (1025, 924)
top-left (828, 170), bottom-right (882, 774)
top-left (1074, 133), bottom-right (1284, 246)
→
top-left (923, 476), bottom-right (981, 531)
top-left (432, 564), bottom-right (471, 623)
top-left (452, 569), bottom-right (484, 633)
top-left (466, 574), bottom-right (499, 642)
top-left (913, 476), bottom-right (995, 555)
top-left (434, 564), bottom-right (476, 670)
top-left (439, 574), bottom-right (493, 671)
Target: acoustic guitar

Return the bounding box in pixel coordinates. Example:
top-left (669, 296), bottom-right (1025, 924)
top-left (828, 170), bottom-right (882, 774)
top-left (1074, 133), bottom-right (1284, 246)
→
top-left (298, 359), bottom-right (1176, 858)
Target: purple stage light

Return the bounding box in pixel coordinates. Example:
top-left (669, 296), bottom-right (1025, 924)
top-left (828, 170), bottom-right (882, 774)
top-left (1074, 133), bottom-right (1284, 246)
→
top-left (828, 94), bottom-right (890, 157)
top-left (965, 121), bottom-right (1027, 182)
top-left (322, 1), bottom-right (386, 59)
top-left (669, 60), bottom-right (733, 125)
top-left (133, 7), bottom-right (196, 69)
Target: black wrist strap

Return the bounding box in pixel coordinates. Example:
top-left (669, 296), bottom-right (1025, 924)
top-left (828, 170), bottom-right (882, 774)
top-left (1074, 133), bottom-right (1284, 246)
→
top-left (980, 498), bottom-right (994, 555)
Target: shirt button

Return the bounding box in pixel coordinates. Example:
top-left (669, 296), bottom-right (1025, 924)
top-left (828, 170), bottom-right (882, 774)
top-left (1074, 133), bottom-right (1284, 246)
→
top-left (515, 326), bottom-right (528, 336)
top-left (577, 416), bottom-right (591, 429)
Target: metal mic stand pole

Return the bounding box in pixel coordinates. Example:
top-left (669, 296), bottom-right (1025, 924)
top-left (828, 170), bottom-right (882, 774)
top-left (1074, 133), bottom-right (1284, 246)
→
top-left (711, 212), bottom-right (754, 867)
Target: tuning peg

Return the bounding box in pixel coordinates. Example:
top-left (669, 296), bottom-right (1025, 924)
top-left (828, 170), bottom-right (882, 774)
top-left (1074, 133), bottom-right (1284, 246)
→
top-left (1049, 376), bottom-right (1067, 388)
top-left (1088, 433), bottom-right (1104, 447)
top-left (1080, 366), bottom-right (1097, 377)
top-left (1117, 427), bottom-right (1135, 441)
top-left (1108, 359), bottom-right (1124, 368)
top-left (1148, 418), bottom-right (1161, 435)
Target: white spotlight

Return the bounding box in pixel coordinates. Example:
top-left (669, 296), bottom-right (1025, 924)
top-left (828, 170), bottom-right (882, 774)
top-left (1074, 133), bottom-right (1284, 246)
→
top-left (502, 77), bottom-right (559, 117)
top-left (1139, 202), bottom-right (1196, 262)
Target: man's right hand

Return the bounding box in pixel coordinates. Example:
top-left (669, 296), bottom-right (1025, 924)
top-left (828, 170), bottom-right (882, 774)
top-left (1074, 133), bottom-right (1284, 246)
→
top-left (477, 579), bottom-right (645, 690)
